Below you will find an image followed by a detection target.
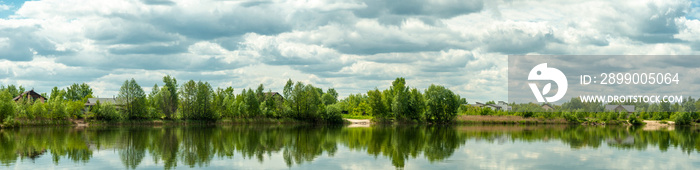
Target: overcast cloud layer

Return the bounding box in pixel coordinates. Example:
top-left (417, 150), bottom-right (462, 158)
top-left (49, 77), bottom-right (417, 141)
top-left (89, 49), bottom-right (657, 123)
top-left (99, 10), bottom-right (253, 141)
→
top-left (1, 0), bottom-right (700, 102)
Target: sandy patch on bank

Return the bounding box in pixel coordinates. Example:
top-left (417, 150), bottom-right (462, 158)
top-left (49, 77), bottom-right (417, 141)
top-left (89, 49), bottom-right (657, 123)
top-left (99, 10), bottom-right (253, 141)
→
top-left (642, 120), bottom-right (674, 131)
top-left (345, 119), bottom-right (371, 127)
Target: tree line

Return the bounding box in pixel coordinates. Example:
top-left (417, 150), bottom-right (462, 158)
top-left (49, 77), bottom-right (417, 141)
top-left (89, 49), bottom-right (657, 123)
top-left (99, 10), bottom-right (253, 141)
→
top-left (457, 96), bottom-right (700, 125)
top-left (0, 76), bottom-right (464, 125)
top-left (335, 77), bottom-right (465, 123)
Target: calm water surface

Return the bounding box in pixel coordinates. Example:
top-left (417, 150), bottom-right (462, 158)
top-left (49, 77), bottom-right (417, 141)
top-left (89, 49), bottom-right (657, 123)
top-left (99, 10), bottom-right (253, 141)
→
top-left (1, 125), bottom-right (699, 169)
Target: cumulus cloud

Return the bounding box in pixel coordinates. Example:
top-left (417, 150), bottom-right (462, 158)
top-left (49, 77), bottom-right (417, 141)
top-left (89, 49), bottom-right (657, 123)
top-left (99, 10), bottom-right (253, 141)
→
top-left (0, 4), bottom-right (9, 11)
top-left (0, 0), bottom-right (698, 102)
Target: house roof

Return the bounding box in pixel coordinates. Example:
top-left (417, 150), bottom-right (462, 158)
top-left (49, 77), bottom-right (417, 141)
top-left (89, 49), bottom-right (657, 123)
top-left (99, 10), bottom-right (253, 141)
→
top-left (486, 104), bottom-right (502, 109)
top-left (12, 90), bottom-right (47, 101)
top-left (264, 92), bottom-right (281, 96)
top-left (605, 105), bottom-right (635, 112)
top-left (469, 102), bottom-right (485, 107)
top-left (541, 104), bottom-right (553, 108)
top-left (264, 92), bottom-right (283, 99)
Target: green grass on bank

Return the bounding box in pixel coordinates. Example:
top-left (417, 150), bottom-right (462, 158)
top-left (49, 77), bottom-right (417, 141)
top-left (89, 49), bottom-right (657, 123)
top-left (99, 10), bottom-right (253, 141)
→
top-left (341, 114), bottom-right (373, 120)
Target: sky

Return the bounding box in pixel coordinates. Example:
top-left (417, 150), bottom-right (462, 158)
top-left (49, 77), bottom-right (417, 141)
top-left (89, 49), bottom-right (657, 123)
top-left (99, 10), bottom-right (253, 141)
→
top-left (0, 0), bottom-right (699, 103)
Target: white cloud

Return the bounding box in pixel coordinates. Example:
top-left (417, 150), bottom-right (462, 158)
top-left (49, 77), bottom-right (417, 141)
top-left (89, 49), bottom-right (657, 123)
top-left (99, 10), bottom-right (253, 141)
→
top-left (0, 0), bottom-right (697, 101)
top-left (0, 4), bottom-right (9, 11)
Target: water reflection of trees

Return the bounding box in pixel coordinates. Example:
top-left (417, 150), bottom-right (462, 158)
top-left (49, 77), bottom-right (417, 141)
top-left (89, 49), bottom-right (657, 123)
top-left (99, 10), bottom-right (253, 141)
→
top-left (340, 125), bottom-right (465, 167)
top-left (0, 125), bottom-right (699, 169)
top-left (455, 125), bottom-right (700, 155)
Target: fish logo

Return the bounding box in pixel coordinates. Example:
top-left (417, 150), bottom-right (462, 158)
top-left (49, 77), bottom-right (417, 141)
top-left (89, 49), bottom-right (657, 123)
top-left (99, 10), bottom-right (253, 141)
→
top-left (528, 63), bottom-right (567, 103)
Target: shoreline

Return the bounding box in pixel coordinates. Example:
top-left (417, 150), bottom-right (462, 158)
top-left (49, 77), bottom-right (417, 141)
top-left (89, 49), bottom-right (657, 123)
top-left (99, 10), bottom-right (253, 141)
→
top-left (1, 115), bottom-right (696, 128)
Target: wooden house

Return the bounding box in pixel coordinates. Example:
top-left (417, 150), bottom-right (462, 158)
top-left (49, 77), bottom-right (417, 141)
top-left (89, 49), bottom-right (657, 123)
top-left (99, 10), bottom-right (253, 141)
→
top-left (12, 90), bottom-right (47, 103)
top-left (541, 104), bottom-right (553, 111)
top-left (263, 92), bottom-right (284, 102)
top-left (605, 105), bottom-right (635, 114)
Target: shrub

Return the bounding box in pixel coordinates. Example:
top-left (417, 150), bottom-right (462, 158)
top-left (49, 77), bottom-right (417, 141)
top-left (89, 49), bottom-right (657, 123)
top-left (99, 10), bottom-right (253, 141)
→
top-left (324, 104), bottom-right (343, 123)
top-left (95, 103), bottom-right (123, 121)
top-left (607, 112), bottom-right (618, 121)
top-left (516, 111), bottom-right (533, 118)
top-left (480, 107), bottom-right (494, 116)
top-left (424, 85), bottom-right (460, 123)
top-left (674, 112), bottom-right (692, 125)
top-left (65, 100), bottom-right (85, 119)
top-left (628, 115), bottom-right (645, 125)
top-left (563, 112), bottom-right (579, 123)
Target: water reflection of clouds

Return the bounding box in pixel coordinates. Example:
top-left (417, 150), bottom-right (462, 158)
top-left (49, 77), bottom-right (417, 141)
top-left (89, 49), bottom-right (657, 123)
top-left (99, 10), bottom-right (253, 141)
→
top-left (448, 140), bottom-right (699, 170)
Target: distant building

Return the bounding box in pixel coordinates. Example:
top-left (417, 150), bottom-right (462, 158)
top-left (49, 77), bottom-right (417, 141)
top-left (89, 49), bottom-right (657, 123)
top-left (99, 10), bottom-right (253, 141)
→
top-left (485, 104), bottom-right (501, 111)
top-left (263, 92), bottom-right (284, 102)
top-left (541, 104), bottom-right (553, 111)
top-left (469, 101), bottom-right (511, 111)
top-left (497, 101), bottom-right (512, 111)
top-left (469, 102), bottom-right (485, 108)
top-left (605, 105), bottom-right (635, 113)
top-left (13, 90), bottom-right (47, 103)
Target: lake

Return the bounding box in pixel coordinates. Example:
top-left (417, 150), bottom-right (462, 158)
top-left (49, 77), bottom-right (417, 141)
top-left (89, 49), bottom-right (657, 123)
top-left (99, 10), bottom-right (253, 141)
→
top-left (0, 124), bottom-right (698, 169)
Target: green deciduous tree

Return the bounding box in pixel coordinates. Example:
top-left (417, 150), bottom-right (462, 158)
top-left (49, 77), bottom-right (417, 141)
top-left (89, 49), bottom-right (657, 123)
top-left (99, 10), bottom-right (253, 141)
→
top-left (0, 90), bottom-right (15, 122)
top-left (118, 79), bottom-right (147, 120)
top-left (162, 75), bottom-right (178, 119)
top-left (390, 78), bottom-right (408, 120)
top-left (65, 83), bottom-right (93, 101)
top-left (243, 88), bottom-right (260, 117)
top-left (48, 88), bottom-right (68, 119)
top-left (212, 87), bottom-right (235, 118)
top-left (322, 88), bottom-right (338, 105)
top-left (179, 80), bottom-right (216, 120)
top-left (147, 84), bottom-right (162, 119)
top-left (283, 79), bottom-right (293, 99)
top-left (287, 81), bottom-right (325, 121)
top-left (322, 93), bottom-right (335, 106)
top-left (5, 85), bottom-right (24, 98)
top-left (367, 88), bottom-right (388, 120)
top-left (424, 84), bottom-right (460, 123)
top-left (405, 88), bottom-right (425, 121)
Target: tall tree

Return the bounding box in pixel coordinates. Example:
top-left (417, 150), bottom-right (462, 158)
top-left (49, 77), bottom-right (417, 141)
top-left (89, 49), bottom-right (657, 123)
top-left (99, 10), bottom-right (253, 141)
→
top-left (179, 80), bottom-right (197, 119)
top-left (327, 88), bottom-right (338, 100)
top-left (244, 88), bottom-right (260, 117)
top-left (405, 88), bottom-right (425, 121)
top-left (368, 88), bottom-right (388, 119)
top-left (49, 86), bottom-right (64, 103)
top-left (283, 79), bottom-right (293, 99)
top-left (162, 75), bottom-right (178, 118)
top-left (322, 88), bottom-right (338, 105)
top-left (148, 84), bottom-right (161, 118)
top-left (6, 85), bottom-right (19, 97)
top-left (0, 90), bottom-right (14, 121)
top-left (65, 83), bottom-right (93, 101)
top-left (178, 80), bottom-right (215, 120)
top-left (118, 79), bottom-right (147, 119)
top-left (212, 87), bottom-right (234, 118)
top-left (390, 77), bottom-right (410, 120)
top-left (157, 86), bottom-right (174, 119)
top-left (255, 84), bottom-right (265, 99)
top-left (681, 96), bottom-right (696, 113)
top-left (287, 81), bottom-right (323, 120)
top-left (195, 81), bottom-right (215, 119)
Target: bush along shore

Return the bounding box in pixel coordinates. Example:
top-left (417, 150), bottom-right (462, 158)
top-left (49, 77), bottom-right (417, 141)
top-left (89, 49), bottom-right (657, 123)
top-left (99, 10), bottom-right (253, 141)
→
top-left (0, 77), bottom-right (461, 128)
top-left (1, 76), bottom-right (698, 128)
